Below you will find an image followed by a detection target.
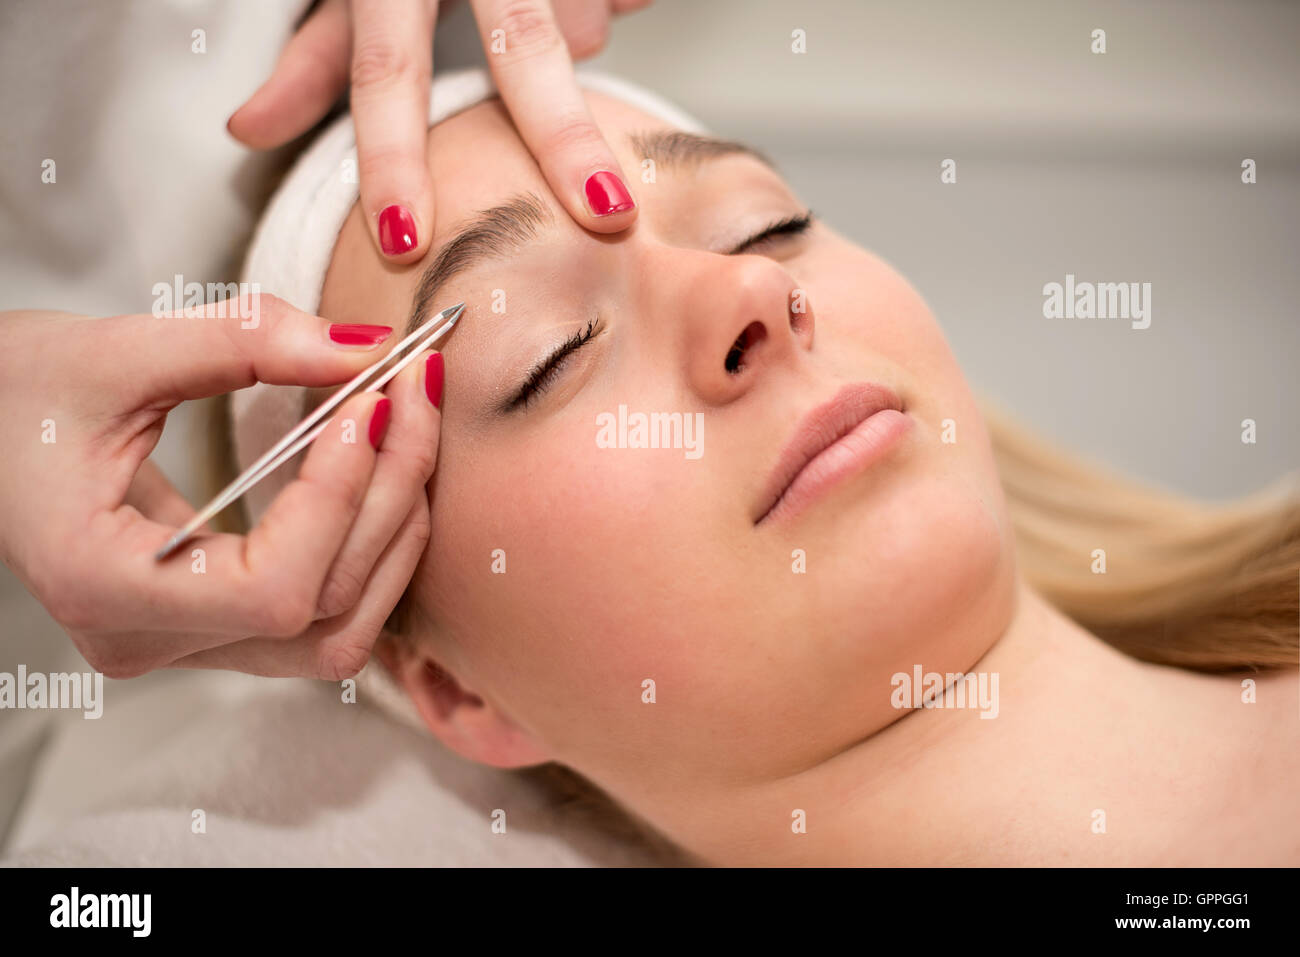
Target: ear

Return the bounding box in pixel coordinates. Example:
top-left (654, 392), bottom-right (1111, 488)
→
top-left (377, 633), bottom-right (552, 769)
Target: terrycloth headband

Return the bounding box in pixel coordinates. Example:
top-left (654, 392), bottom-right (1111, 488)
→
top-left (228, 68), bottom-right (705, 729)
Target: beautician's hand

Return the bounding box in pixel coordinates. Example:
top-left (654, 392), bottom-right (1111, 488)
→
top-left (0, 300), bottom-right (443, 680)
top-left (227, 0), bottom-right (650, 261)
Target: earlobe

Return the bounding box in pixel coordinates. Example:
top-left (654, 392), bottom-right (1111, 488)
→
top-left (385, 637), bottom-right (553, 769)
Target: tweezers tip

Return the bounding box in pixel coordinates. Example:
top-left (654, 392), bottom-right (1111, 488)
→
top-left (154, 533), bottom-right (185, 562)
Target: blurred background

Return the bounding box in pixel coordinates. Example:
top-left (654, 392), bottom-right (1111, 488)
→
top-left (1, 0), bottom-right (1296, 855)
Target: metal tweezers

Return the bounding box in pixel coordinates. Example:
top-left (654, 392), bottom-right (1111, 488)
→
top-left (154, 301), bottom-right (465, 561)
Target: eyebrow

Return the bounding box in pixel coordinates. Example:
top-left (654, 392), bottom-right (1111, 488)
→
top-left (406, 192), bottom-right (553, 334)
top-left (404, 131), bottom-right (775, 334)
top-left (626, 129), bottom-right (776, 173)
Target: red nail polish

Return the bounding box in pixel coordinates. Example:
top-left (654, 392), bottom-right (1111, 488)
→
top-left (425, 352), bottom-right (444, 408)
top-left (378, 205), bottom-right (417, 256)
top-left (584, 171), bottom-right (635, 216)
top-left (329, 323), bottom-right (393, 346)
top-left (368, 398), bottom-right (392, 449)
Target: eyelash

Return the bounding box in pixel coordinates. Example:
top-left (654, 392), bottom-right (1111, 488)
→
top-left (511, 317), bottom-right (602, 409)
top-left (731, 210), bottom-right (815, 254)
top-left (509, 209), bottom-right (815, 411)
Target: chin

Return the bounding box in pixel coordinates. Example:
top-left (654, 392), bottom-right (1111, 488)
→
top-left (817, 467), bottom-right (1013, 665)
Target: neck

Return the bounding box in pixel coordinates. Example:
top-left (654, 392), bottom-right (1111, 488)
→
top-left (664, 578), bottom-right (1250, 866)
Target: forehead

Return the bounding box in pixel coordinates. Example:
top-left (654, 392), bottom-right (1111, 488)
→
top-left (320, 92), bottom-right (675, 326)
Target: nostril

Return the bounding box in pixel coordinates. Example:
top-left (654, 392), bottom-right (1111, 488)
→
top-left (724, 334), bottom-right (744, 374)
top-left (724, 321), bottom-right (767, 375)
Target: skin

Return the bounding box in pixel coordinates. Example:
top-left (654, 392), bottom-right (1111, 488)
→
top-left (318, 92), bottom-right (1300, 865)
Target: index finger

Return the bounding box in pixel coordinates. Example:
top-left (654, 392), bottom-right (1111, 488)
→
top-left (469, 0), bottom-right (638, 233)
top-left (348, 0), bottom-right (438, 261)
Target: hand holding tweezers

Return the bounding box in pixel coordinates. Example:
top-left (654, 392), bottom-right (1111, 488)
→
top-left (154, 301), bottom-right (464, 561)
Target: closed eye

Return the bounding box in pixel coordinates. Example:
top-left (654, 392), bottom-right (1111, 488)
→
top-left (506, 210), bottom-right (814, 413)
top-left (508, 316), bottom-right (602, 410)
top-left (725, 210), bottom-right (814, 255)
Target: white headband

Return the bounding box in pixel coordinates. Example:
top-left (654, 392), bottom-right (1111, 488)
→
top-left (227, 68), bottom-right (704, 729)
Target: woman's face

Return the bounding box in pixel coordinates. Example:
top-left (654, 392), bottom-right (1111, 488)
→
top-left (320, 91), bottom-right (1016, 834)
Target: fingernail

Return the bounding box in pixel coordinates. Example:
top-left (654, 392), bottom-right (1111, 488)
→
top-left (378, 204), bottom-right (417, 256)
top-left (425, 352), bottom-right (444, 408)
top-left (584, 171), bottom-right (635, 217)
top-left (329, 323), bottom-right (393, 346)
top-left (368, 398), bottom-right (392, 450)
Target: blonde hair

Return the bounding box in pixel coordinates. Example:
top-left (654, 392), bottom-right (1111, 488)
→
top-left (981, 397), bottom-right (1300, 673)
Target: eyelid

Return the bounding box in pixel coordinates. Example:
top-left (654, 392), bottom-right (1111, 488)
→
top-left (726, 209), bottom-right (815, 255)
top-left (509, 317), bottom-right (602, 411)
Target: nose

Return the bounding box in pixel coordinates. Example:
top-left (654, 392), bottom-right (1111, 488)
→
top-left (642, 249), bottom-right (815, 406)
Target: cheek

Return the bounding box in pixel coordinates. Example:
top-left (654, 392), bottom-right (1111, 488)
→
top-left (418, 424), bottom-right (718, 748)
top-left (809, 243), bottom-right (955, 381)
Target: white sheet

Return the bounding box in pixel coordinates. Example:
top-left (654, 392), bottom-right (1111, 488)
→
top-left (2, 668), bottom-right (658, 867)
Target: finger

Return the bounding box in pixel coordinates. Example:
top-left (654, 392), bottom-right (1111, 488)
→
top-left (123, 459), bottom-right (199, 528)
top-left (239, 390), bottom-right (394, 629)
top-left (316, 350), bottom-right (443, 618)
top-left (80, 627), bottom-right (231, 677)
top-left (550, 0), bottom-right (611, 59)
top-left (348, 0), bottom-right (438, 261)
top-left (89, 294), bottom-right (396, 408)
top-left (167, 497), bottom-right (431, 679)
top-left (227, 0), bottom-right (351, 149)
top-left (64, 392), bottom-right (392, 654)
top-left (470, 0), bottom-right (638, 233)
top-left (610, 0), bottom-right (654, 13)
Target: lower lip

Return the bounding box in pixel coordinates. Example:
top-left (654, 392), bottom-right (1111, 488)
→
top-left (761, 409), bottom-right (912, 525)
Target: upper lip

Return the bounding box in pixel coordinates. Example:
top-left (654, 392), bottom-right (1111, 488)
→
top-left (754, 382), bottom-right (904, 524)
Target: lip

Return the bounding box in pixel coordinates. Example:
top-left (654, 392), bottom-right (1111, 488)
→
top-left (754, 382), bottom-right (910, 526)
